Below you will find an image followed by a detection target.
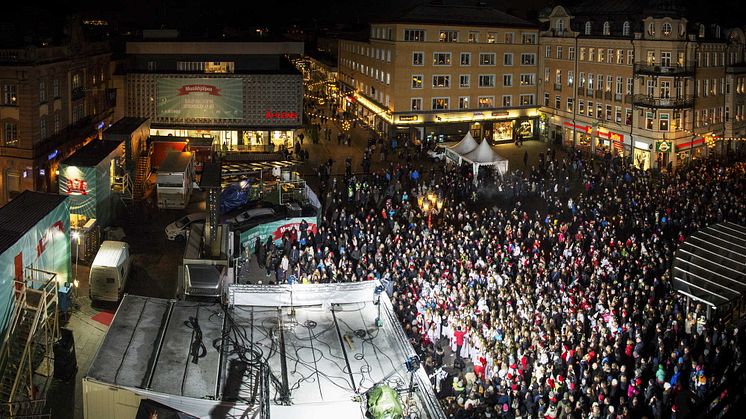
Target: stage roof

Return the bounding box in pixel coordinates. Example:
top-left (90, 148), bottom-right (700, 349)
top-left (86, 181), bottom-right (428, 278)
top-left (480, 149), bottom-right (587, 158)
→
top-left (672, 222), bottom-right (746, 309)
top-left (86, 282), bottom-right (446, 419)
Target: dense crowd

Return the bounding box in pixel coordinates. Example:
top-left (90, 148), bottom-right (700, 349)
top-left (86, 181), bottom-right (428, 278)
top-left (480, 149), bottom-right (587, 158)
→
top-left (256, 141), bottom-right (745, 418)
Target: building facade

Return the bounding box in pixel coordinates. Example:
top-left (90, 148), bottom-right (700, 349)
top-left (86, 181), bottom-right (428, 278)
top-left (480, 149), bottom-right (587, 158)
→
top-left (337, 3), bottom-right (542, 144)
top-left (122, 37), bottom-right (304, 151)
top-left (0, 41), bottom-right (113, 204)
top-left (539, 3), bottom-right (746, 170)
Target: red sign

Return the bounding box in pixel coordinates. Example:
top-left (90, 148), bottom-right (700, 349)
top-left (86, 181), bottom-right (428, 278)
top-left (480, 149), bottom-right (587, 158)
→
top-left (176, 84), bottom-right (222, 96)
top-left (67, 178), bottom-right (88, 195)
top-left (271, 221), bottom-right (318, 241)
top-left (265, 111), bottom-right (298, 119)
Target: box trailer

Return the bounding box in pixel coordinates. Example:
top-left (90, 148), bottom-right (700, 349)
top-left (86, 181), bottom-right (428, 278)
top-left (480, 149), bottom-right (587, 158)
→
top-left (157, 151), bottom-right (195, 209)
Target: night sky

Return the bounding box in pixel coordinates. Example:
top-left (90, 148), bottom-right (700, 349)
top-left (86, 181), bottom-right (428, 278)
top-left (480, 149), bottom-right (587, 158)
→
top-left (4, 0), bottom-right (745, 36)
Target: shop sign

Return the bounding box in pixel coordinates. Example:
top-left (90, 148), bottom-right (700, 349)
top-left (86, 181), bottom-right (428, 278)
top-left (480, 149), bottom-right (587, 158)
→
top-left (473, 112), bottom-right (484, 116)
top-left (596, 129), bottom-right (624, 142)
top-left (47, 150), bottom-right (59, 161)
top-left (66, 178), bottom-right (89, 195)
top-left (399, 115), bottom-right (418, 122)
top-left (265, 111), bottom-right (298, 119)
top-left (656, 140), bottom-right (672, 153)
top-left (563, 122), bottom-right (592, 133)
top-left (491, 111), bottom-right (509, 117)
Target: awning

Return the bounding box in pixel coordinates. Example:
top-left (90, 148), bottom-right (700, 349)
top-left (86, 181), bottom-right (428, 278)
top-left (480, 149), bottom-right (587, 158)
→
top-left (672, 222), bottom-right (746, 308)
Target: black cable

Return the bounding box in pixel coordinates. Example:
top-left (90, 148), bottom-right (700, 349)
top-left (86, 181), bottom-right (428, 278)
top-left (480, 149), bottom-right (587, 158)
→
top-left (184, 314), bottom-right (207, 364)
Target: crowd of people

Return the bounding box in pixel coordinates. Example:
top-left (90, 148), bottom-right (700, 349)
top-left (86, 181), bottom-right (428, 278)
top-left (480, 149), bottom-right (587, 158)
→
top-left (255, 139), bottom-right (746, 418)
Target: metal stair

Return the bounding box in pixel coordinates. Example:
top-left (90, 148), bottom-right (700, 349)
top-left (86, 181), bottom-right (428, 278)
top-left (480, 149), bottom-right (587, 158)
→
top-left (133, 152), bottom-right (151, 201)
top-left (0, 270), bottom-right (59, 418)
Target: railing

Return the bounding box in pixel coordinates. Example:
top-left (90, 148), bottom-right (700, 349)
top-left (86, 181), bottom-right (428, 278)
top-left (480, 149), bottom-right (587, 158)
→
top-left (633, 95), bottom-right (695, 108)
top-left (595, 90), bottom-right (603, 99)
top-left (587, 89), bottom-right (594, 97)
top-left (634, 62), bottom-right (695, 76)
top-left (554, 83), bottom-right (562, 91)
top-left (615, 93), bottom-right (623, 101)
top-left (604, 91), bottom-right (612, 100)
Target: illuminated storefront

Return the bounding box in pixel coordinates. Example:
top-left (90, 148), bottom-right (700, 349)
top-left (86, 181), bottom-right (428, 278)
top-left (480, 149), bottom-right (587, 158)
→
top-left (390, 107), bottom-right (539, 144)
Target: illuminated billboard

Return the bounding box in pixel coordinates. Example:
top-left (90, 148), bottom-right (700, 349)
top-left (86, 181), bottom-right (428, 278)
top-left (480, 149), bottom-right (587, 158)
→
top-left (157, 78), bottom-right (243, 120)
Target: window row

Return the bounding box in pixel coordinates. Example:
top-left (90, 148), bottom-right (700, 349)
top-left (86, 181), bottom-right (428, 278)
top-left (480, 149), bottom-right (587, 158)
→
top-left (575, 48), bottom-right (634, 65)
top-left (415, 52), bottom-right (535, 67)
top-left (410, 73), bottom-right (535, 88)
top-left (342, 43), bottom-right (392, 63)
top-left (410, 94), bottom-right (534, 110)
top-left (341, 59), bottom-right (392, 85)
top-left (403, 29), bottom-right (536, 44)
top-left (573, 73), bottom-right (634, 95)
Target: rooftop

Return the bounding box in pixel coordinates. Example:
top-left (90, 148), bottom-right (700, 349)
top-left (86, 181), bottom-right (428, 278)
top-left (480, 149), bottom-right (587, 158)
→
top-left (0, 191), bottom-right (67, 255)
top-left (380, 1), bottom-right (535, 28)
top-left (60, 139), bottom-right (122, 167)
top-left (85, 283), bottom-right (446, 419)
top-left (103, 117), bottom-right (149, 137)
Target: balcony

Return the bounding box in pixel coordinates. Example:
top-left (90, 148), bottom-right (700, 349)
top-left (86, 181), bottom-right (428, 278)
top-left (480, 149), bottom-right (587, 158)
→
top-left (633, 62), bottom-right (695, 77)
top-left (595, 90), bottom-right (603, 99)
top-left (615, 93), bottom-right (623, 102)
top-left (632, 95), bottom-right (694, 109)
top-left (577, 87), bottom-right (584, 95)
top-left (586, 88), bottom-right (593, 97)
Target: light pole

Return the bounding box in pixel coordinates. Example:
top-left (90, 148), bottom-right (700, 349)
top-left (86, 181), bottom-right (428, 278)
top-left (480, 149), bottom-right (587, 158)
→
top-left (417, 191), bottom-right (444, 230)
top-left (72, 231), bottom-right (80, 295)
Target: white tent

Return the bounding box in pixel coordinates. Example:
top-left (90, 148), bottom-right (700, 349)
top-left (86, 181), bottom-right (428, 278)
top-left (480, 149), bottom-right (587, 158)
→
top-left (461, 139), bottom-right (509, 181)
top-left (444, 131), bottom-right (478, 164)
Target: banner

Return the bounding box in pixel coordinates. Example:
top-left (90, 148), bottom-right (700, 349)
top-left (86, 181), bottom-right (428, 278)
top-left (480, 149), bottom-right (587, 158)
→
top-left (239, 217), bottom-right (318, 253)
top-left (157, 78), bottom-right (243, 120)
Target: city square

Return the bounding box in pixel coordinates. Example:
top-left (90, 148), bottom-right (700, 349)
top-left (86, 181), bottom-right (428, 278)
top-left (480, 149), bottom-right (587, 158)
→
top-left (0, 1), bottom-right (744, 418)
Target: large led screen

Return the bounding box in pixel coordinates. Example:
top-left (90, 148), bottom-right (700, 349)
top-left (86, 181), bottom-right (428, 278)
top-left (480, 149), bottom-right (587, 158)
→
top-left (157, 78), bottom-right (243, 119)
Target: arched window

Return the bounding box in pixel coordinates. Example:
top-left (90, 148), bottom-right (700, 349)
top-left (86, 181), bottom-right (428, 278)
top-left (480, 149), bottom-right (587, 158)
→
top-left (662, 23), bottom-right (672, 36)
top-left (585, 21), bottom-right (592, 35)
top-left (623, 21), bottom-right (630, 36)
top-left (648, 22), bottom-right (655, 36)
top-left (603, 21), bottom-right (610, 35)
top-left (556, 19), bottom-right (565, 33)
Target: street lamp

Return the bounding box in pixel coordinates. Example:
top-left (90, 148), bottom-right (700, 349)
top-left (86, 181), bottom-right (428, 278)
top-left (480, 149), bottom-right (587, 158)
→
top-left (72, 231), bottom-right (80, 291)
top-left (418, 191), bottom-right (444, 230)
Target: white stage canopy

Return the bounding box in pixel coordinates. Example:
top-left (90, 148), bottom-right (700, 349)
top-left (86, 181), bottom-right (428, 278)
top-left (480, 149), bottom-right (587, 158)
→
top-left (444, 131), bottom-right (478, 164)
top-left (460, 139), bottom-right (509, 179)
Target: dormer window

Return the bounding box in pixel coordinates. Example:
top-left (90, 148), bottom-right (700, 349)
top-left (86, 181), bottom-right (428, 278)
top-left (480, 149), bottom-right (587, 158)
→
top-left (715, 25), bottom-right (721, 38)
top-left (585, 21), bottom-right (592, 35)
top-left (699, 24), bottom-right (705, 38)
top-left (662, 23), bottom-right (672, 36)
top-left (679, 23), bottom-right (686, 37)
top-left (556, 19), bottom-right (565, 33)
top-left (603, 21), bottom-right (610, 35)
top-left (623, 21), bottom-right (630, 36)
top-left (648, 22), bottom-right (655, 36)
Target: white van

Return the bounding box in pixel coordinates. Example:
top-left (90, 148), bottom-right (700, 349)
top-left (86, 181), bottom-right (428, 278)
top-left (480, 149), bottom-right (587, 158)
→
top-left (89, 241), bottom-right (131, 302)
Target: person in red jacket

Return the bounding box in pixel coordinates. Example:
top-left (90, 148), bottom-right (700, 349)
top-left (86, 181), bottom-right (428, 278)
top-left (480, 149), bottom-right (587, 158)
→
top-left (453, 326), bottom-right (466, 359)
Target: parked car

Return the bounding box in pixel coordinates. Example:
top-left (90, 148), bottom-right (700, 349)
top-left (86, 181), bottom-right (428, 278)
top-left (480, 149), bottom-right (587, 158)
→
top-left (427, 148), bottom-right (446, 161)
top-left (165, 212), bottom-right (207, 240)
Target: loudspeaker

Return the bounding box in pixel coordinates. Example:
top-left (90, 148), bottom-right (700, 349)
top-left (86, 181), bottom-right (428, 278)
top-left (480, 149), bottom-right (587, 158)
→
top-left (53, 328), bottom-right (77, 381)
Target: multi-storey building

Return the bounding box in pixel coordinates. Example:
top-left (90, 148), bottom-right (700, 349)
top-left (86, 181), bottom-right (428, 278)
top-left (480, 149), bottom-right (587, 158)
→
top-left (0, 23), bottom-right (113, 204)
top-left (122, 32), bottom-right (304, 151)
top-left (539, 2), bottom-right (746, 169)
top-left (337, 3), bottom-right (541, 144)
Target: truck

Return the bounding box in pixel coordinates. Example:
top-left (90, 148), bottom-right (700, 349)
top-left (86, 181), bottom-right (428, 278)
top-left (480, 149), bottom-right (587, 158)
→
top-left (89, 241), bottom-right (131, 302)
top-left (157, 151), bottom-right (195, 209)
